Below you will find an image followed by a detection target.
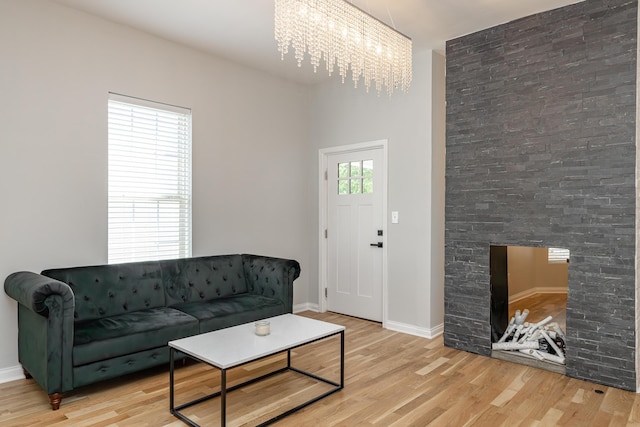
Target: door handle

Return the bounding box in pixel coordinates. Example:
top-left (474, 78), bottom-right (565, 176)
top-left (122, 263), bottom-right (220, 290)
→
top-left (370, 242), bottom-right (383, 248)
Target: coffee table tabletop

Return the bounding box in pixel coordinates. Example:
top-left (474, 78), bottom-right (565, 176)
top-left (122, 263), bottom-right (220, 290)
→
top-left (169, 313), bottom-right (345, 369)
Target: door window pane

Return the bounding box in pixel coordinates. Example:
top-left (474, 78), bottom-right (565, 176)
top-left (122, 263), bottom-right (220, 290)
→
top-left (350, 179), bottom-right (361, 194)
top-left (350, 161), bottom-right (361, 177)
top-left (363, 178), bottom-right (373, 194)
top-left (338, 179), bottom-right (349, 195)
top-left (338, 163), bottom-right (349, 178)
top-left (363, 160), bottom-right (373, 176)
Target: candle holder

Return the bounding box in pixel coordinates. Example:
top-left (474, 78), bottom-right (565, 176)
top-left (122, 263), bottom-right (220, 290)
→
top-left (255, 320), bottom-right (270, 336)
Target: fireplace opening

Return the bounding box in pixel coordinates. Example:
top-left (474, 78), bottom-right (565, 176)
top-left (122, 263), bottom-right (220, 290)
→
top-left (490, 245), bottom-right (568, 374)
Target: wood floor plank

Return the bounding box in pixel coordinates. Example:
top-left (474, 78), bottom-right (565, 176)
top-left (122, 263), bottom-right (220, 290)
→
top-left (1, 311), bottom-right (638, 426)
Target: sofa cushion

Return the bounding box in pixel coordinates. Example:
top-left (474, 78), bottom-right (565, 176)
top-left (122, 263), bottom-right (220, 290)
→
top-left (73, 307), bottom-right (198, 366)
top-left (174, 295), bottom-right (285, 333)
top-left (161, 255), bottom-right (247, 307)
top-left (73, 347), bottom-right (170, 389)
top-left (42, 261), bottom-right (165, 323)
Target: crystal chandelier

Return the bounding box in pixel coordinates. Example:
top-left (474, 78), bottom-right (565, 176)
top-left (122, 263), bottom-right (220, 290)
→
top-left (274, 0), bottom-right (412, 95)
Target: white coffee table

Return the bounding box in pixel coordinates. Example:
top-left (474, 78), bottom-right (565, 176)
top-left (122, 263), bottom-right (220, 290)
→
top-left (169, 314), bottom-right (345, 426)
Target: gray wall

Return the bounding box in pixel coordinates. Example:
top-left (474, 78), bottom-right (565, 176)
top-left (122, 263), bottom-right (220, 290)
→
top-left (0, 0), bottom-right (310, 376)
top-left (445, 0), bottom-right (637, 390)
top-left (0, 0), bottom-right (447, 380)
top-left (309, 50), bottom-right (446, 336)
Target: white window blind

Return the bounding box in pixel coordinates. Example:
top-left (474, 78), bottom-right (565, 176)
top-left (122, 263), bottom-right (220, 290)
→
top-left (548, 247), bottom-right (570, 263)
top-left (108, 93), bottom-right (192, 264)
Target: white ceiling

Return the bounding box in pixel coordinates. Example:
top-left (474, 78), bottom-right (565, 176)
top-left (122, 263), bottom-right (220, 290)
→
top-left (51, 0), bottom-right (585, 84)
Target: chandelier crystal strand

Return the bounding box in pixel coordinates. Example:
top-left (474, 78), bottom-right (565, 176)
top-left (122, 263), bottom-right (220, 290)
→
top-left (274, 0), bottom-right (412, 95)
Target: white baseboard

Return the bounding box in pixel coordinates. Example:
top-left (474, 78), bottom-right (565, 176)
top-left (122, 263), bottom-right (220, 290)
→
top-left (509, 287), bottom-right (567, 304)
top-left (385, 320), bottom-right (443, 339)
top-left (293, 303), bottom-right (444, 340)
top-left (0, 365), bottom-right (24, 384)
top-left (293, 302), bottom-right (320, 313)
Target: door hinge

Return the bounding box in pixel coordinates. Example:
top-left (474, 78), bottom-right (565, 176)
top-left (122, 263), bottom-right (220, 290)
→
top-left (324, 170), bottom-right (328, 180)
top-left (325, 288), bottom-right (328, 298)
top-left (324, 229), bottom-right (328, 238)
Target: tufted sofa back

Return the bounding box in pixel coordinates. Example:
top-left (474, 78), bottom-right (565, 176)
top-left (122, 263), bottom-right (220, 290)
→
top-left (161, 255), bottom-right (247, 307)
top-left (40, 255), bottom-right (287, 323)
top-left (42, 261), bottom-right (165, 323)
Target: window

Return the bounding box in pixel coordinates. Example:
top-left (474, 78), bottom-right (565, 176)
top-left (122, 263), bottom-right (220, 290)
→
top-left (108, 93), bottom-right (192, 264)
top-left (548, 247), bottom-right (570, 264)
top-left (338, 159), bottom-right (373, 195)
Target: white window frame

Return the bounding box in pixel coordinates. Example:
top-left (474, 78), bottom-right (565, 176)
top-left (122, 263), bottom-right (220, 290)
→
top-left (108, 93), bottom-right (192, 264)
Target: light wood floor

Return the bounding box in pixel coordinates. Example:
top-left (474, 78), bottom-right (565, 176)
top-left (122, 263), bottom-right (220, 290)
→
top-left (2, 311), bottom-right (639, 426)
top-left (509, 292), bottom-right (567, 333)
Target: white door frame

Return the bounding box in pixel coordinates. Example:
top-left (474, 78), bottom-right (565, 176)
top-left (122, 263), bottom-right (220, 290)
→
top-left (318, 140), bottom-right (388, 327)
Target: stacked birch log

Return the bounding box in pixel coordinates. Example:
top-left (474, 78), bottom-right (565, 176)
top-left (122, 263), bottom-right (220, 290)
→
top-left (491, 309), bottom-right (567, 365)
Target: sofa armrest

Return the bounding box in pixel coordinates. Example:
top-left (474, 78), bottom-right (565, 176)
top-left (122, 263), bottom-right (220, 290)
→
top-left (4, 271), bottom-right (74, 317)
top-left (4, 271), bottom-right (75, 396)
top-left (242, 255), bottom-right (301, 312)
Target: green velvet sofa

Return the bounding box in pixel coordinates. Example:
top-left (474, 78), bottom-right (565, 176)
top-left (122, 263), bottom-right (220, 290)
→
top-left (4, 254), bottom-right (300, 410)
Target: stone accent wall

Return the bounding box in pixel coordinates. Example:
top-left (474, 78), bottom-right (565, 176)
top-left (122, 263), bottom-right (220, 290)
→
top-left (445, 0), bottom-right (637, 390)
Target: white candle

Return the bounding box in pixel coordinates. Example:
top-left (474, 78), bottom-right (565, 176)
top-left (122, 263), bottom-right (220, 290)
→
top-left (255, 320), bottom-right (270, 336)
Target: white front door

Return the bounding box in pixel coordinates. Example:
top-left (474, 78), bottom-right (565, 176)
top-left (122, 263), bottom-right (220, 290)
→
top-left (326, 147), bottom-right (384, 321)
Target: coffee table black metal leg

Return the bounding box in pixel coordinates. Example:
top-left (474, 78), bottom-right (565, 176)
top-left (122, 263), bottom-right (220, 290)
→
top-left (221, 368), bottom-right (227, 426)
top-left (340, 330), bottom-right (345, 388)
top-left (170, 348), bottom-right (175, 411)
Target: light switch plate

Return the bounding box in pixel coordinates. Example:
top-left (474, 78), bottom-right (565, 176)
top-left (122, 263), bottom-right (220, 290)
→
top-left (391, 211), bottom-right (399, 224)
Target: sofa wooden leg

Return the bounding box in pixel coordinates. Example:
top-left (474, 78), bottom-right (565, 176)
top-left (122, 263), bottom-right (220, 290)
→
top-left (23, 368), bottom-right (32, 379)
top-left (49, 393), bottom-right (62, 410)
